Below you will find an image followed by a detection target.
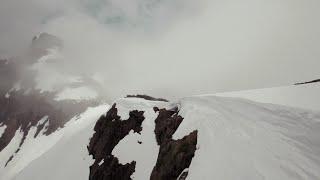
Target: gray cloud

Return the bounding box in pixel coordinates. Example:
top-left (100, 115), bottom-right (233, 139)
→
top-left (1, 0), bottom-right (320, 101)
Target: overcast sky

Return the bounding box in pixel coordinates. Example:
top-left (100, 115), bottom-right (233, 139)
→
top-left (1, 0), bottom-right (320, 100)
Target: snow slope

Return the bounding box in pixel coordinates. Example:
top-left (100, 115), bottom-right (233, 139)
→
top-left (216, 83), bottom-right (320, 111)
top-left (15, 98), bottom-right (174, 180)
top-left (174, 96), bottom-right (320, 180)
top-left (0, 104), bottom-right (109, 180)
top-left (9, 94), bottom-right (320, 180)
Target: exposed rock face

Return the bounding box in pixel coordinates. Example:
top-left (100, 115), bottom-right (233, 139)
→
top-left (151, 130), bottom-right (197, 180)
top-left (126, 95), bottom-right (168, 102)
top-left (88, 104), bottom-right (145, 180)
top-left (153, 107), bottom-right (183, 145)
top-left (88, 98), bottom-right (198, 180)
top-left (151, 107), bottom-right (197, 180)
top-left (295, 79), bottom-right (320, 85)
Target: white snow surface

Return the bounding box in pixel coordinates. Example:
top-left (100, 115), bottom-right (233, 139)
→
top-left (174, 96), bottom-right (320, 180)
top-left (1, 84), bottom-right (320, 180)
top-left (216, 83), bottom-right (320, 111)
top-left (0, 104), bottom-right (109, 180)
top-left (14, 96), bottom-right (318, 180)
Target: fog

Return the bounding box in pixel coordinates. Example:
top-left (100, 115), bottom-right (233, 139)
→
top-left (1, 0), bottom-right (320, 100)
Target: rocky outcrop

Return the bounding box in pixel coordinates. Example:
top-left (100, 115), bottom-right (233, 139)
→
top-left (295, 79), bottom-right (320, 85)
top-left (153, 107), bottom-right (183, 145)
top-left (151, 107), bottom-right (197, 180)
top-left (88, 98), bottom-right (198, 180)
top-left (88, 104), bottom-right (145, 180)
top-left (151, 130), bottom-right (197, 180)
top-left (126, 95), bottom-right (168, 102)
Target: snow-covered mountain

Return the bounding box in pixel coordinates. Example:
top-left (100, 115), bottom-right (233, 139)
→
top-left (0, 82), bottom-right (319, 180)
top-left (0, 33), bottom-right (104, 179)
top-left (1, 34), bottom-right (320, 179)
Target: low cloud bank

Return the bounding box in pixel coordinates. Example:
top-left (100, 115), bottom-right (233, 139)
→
top-left (1, 0), bottom-right (320, 101)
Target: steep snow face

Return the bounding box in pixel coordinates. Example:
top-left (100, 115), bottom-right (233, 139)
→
top-left (174, 96), bottom-right (320, 180)
top-left (0, 119), bottom-right (62, 180)
top-left (7, 104), bottom-right (109, 180)
top-left (216, 83), bottom-right (320, 111)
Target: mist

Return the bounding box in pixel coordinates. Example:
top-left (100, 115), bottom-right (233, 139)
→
top-left (1, 0), bottom-right (320, 101)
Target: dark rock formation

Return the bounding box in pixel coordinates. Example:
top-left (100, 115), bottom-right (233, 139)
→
top-left (126, 95), bottom-right (168, 102)
top-left (295, 79), bottom-right (320, 85)
top-left (151, 131), bottom-right (197, 180)
top-left (151, 107), bottom-right (197, 180)
top-left (88, 100), bottom-right (198, 180)
top-left (88, 104), bottom-right (145, 180)
top-left (153, 107), bottom-right (183, 145)
top-left (178, 171), bottom-right (189, 180)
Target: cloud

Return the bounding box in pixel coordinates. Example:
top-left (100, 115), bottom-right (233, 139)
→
top-left (1, 0), bottom-right (320, 100)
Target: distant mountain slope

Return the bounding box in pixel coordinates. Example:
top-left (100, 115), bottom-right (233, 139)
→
top-left (0, 104), bottom-right (109, 180)
top-left (10, 94), bottom-right (320, 180)
top-left (0, 33), bottom-right (103, 176)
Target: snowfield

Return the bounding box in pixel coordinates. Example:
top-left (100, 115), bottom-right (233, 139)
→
top-left (175, 96), bottom-right (320, 180)
top-left (0, 85), bottom-right (320, 180)
top-left (0, 104), bottom-right (109, 180)
top-left (216, 83), bottom-right (320, 111)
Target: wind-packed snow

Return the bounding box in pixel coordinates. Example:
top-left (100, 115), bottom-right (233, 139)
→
top-left (216, 83), bottom-right (320, 111)
top-left (173, 96), bottom-right (320, 180)
top-left (0, 104), bottom-right (109, 180)
top-left (55, 87), bottom-right (98, 101)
